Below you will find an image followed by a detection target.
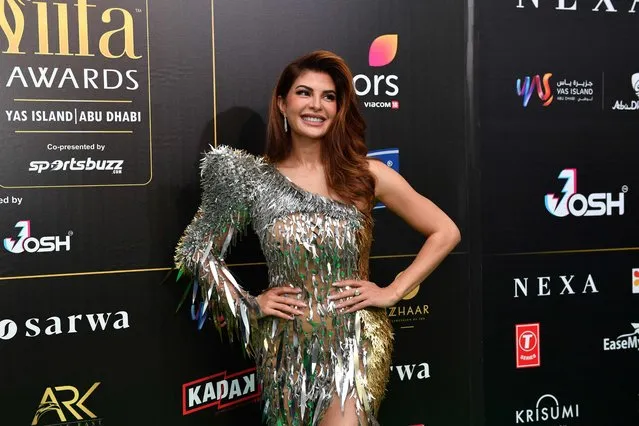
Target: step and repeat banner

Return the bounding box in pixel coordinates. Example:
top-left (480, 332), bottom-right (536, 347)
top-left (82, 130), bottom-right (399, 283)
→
top-left (479, 1), bottom-right (639, 425)
top-left (1, 1), bottom-right (471, 426)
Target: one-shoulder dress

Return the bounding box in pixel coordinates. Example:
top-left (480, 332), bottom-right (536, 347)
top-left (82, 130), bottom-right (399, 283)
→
top-left (175, 146), bottom-right (393, 426)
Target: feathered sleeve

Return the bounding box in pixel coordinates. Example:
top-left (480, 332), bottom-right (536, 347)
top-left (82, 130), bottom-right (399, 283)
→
top-left (175, 145), bottom-right (262, 353)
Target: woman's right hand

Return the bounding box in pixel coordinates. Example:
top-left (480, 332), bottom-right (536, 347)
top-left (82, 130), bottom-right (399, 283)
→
top-left (256, 287), bottom-right (306, 320)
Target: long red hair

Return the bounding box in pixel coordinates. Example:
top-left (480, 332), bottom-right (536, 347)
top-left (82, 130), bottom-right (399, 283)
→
top-left (266, 50), bottom-right (376, 213)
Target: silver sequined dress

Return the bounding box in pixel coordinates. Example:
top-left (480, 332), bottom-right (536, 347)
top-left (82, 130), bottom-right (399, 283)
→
top-left (175, 146), bottom-right (393, 425)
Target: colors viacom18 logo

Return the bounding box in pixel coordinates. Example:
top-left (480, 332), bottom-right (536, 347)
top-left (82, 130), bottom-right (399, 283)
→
top-left (0, 0), bottom-right (152, 188)
top-left (353, 34), bottom-right (400, 110)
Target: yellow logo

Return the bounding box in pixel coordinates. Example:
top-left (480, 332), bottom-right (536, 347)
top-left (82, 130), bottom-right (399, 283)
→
top-left (31, 382), bottom-right (100, 426)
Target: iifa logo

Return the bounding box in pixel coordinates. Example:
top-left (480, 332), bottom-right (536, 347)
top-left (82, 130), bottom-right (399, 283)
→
top-left (367, 148), bottom-right (399, 210)
top-left (354, 34), bottom-right (400, 109)
top-left (3, 220), bottom-right (72, 253)
top-left (516, 73), bottom-right (554, 107)
top-left (544, 168), bottom-right (627, 217)
top-left (31, 382), bottom-right (101, 426)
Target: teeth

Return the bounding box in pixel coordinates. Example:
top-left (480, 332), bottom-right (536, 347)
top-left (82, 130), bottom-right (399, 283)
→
top-left (303, 116), bottom-right (324, 122)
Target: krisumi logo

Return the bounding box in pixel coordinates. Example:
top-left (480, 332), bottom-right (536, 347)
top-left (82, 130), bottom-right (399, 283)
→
top-left (31, 382), bottom-right (101, 426)
top-left (514, 274), bottom-right (599, 297)
top-left (602, 323), bottom-right (639, 351)
top-left (516, 74), bottom-right (554, 107)
top-left (516, 0), bottom-right (639, 13)
top-left (516, 323), bottom-right (541, 368)
top-left (0, 311), bottom-right (130, 341)
top-left (633, 269), bottom-right (639, 294)
top-left (390, 362), bottom-right (431, 381)
top-left (611, 73), bottom-right (639, 111)
top-left (515, 394), bottom-right (580, 424)
top-left (3, 220), bottom-right (72, 253)
top-left (29, 158), bottom-right (124, 174)
top-left (545, 168), bottom-right (627, 217)
top-left (354, 34), bottom-right (400, 109)
top-left (182, 367), bottom-right (260, 415)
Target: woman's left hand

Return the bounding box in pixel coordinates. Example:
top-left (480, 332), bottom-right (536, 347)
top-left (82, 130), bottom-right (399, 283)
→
top-left (328, 280), bottom-right (400, 313)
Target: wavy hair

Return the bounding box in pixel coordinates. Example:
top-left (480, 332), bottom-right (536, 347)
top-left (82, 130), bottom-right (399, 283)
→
top-left (266, 50), bottom-right (376, 212)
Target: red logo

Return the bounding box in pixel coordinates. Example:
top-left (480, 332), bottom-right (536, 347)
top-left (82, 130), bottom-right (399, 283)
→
top-left (516, 323), bottom-right (541, 368)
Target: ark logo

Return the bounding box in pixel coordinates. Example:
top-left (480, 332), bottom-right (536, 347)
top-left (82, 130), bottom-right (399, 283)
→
top-left (31, 382), bottom-right (101, 426)
top-left (3, 220), bottom-right (72, 253)
top-left (544, 168), bottom-right (626, 217)
top-left (182, 367), bottom-right (260, 415)
top-left (516, 73), bottom-right (554, 107)
top-left (633, 269), bottom-right (639, 294)
top-left (354, 34), bottom-right (400, 109)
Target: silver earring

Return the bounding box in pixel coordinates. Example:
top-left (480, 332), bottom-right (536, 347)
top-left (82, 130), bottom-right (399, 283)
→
top-left (284, 116), bottom-right (288, 133)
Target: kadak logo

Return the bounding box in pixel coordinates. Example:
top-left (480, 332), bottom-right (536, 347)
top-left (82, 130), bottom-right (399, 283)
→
top-left (3, 220), bottom-right (72, 253)
top-left (544, 168), bottom-right (627, 217)
top-left (31, 382), bottom-right (102, 426)
top-left (354, 34), bottom-right (400, 109)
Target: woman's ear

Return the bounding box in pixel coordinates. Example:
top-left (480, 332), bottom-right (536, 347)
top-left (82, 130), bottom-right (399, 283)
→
top-left (277, 96), bottom-right (286, 116)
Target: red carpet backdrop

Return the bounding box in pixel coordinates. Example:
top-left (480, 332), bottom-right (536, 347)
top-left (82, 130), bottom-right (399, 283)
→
top-left (0, 0), bottom-right (636, 425)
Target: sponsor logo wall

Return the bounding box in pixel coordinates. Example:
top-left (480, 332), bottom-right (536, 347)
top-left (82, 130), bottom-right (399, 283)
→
top-left (480, 1), bottom-right (639, 424)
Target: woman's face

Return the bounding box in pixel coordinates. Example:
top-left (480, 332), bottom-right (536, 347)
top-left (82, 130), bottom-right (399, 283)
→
top-left (278, 70), bottom-right (338, 141)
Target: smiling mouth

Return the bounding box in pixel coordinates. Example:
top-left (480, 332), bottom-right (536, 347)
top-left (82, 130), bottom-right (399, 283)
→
top-left (301, 115), bottom-right (326, 124)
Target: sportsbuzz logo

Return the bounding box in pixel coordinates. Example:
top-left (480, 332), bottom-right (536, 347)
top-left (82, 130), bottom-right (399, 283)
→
top-left (544, 168), bottom-right (627, 218)
top-left (353, 34), bottom-right (400, 109)
top-left (31, 382), bottom-right (101, 426)
top-left (29, 158), bottom-right (124, 174)
top-left (3, 220), bottom-right (72, 253)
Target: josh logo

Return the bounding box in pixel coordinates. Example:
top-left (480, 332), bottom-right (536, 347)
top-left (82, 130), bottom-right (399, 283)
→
top-left (390, 362), bottom-right (431, 381)
top-left (603, 323), bottom-right (639, 351)
top-left (633, 269), bottom-right (639, 294)
top-left (516, 0), bottom-right (639, 13)
top-left (516, 74), bottom-right (554, 107)
top-left (0, 311), bottom-right (130, 341)
top-left (3, 220), bottom-right (72, 253)
top-left (545, 168), bottom-right (626, 217)
top-left (354, 34), bottom-right (400, 109)
top-left (182, 368), bottom-right (260, 415)
top-left (31, 382), bottom-right (101, 426)
top-left (368, 148), bottom-right (399, 210)
top-left (516, 323), bottom-right (541, 368)
top-left (611, 73), bottom-right (639, 111)
top-left (515, 394), bottom-right (580, 424)
top-left (514, 274), bottom-right (599, 297)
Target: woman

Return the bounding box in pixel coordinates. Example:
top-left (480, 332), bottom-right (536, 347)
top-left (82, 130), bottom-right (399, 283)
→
top-left (175, 50), bottom-right (460, 426)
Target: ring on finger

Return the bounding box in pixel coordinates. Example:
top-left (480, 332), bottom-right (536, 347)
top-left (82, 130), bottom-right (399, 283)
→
top-left (354, 289), bottom-right (361, 297)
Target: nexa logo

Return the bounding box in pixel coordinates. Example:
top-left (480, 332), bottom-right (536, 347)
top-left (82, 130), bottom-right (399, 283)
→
top-left (390, 362), bottom-right (430, 381)
top-left (545, 168), bottom-right (627, 217)
top-left (516, 0), bottom-right (639, 13)
top-left (514, 274), bottom-right (599, 297)
top-left (0, 311), bottom-right (130, 341)
top-left (354, 34), bottom-right (399, 108)
top-left (32, 382), bottom-right (101, 426)
top-left (3, 220), bottom-right (72, 253)
top-left (182, 368), bottom-right (260, 415)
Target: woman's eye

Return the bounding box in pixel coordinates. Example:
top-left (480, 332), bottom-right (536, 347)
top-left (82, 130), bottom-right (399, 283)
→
top-left (324, 94), bottom-right (336, 101)
top-left (296, 90), bottom-right (310, 96)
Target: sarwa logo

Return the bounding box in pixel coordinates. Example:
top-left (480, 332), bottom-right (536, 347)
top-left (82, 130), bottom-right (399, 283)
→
top-left (32, 382), bottom-right (102, 426)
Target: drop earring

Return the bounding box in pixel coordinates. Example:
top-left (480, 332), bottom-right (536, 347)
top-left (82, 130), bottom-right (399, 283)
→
top-left (284, 116), bottom-right (288, 133)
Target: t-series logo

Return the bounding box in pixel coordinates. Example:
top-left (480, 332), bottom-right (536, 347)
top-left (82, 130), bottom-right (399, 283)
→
top-left (516, 0), bottom-right (639, 13)
top-left (544, 168), bottom-right (626, 217)
top-left (353, 34), bottom-right (399, 109)
top-left (3, 220), bottom-right (71, 253)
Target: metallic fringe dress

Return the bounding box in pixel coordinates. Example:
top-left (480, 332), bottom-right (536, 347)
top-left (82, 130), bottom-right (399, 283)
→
top-left (175, 146), bottom-right (393, 426)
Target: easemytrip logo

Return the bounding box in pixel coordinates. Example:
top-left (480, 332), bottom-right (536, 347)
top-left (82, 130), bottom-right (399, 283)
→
top-left (544, 168), bottom-right (627, 217)
top-left (3, 220), bottom-right (72, 253)
top-left (368, 148), bottom-right (399, 209)
top-left (0, 311), bottom-right (130, 341)
top-left (353, 34), bottom-right (400, 109)
top-left (611, 73), bottom-right (639, 111)
top-left (182, 367), bottom-right (260, 415)
top-left (602, 323), bottom-right (639, 352)
top-left (516, 73), bottom-right (554, 107)
top-left (515, 394), bottom-right (580, 424)
top-left (29, 158), bottom-right (124, 174)
top-left (31, 382), bottom-right (102, 426)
